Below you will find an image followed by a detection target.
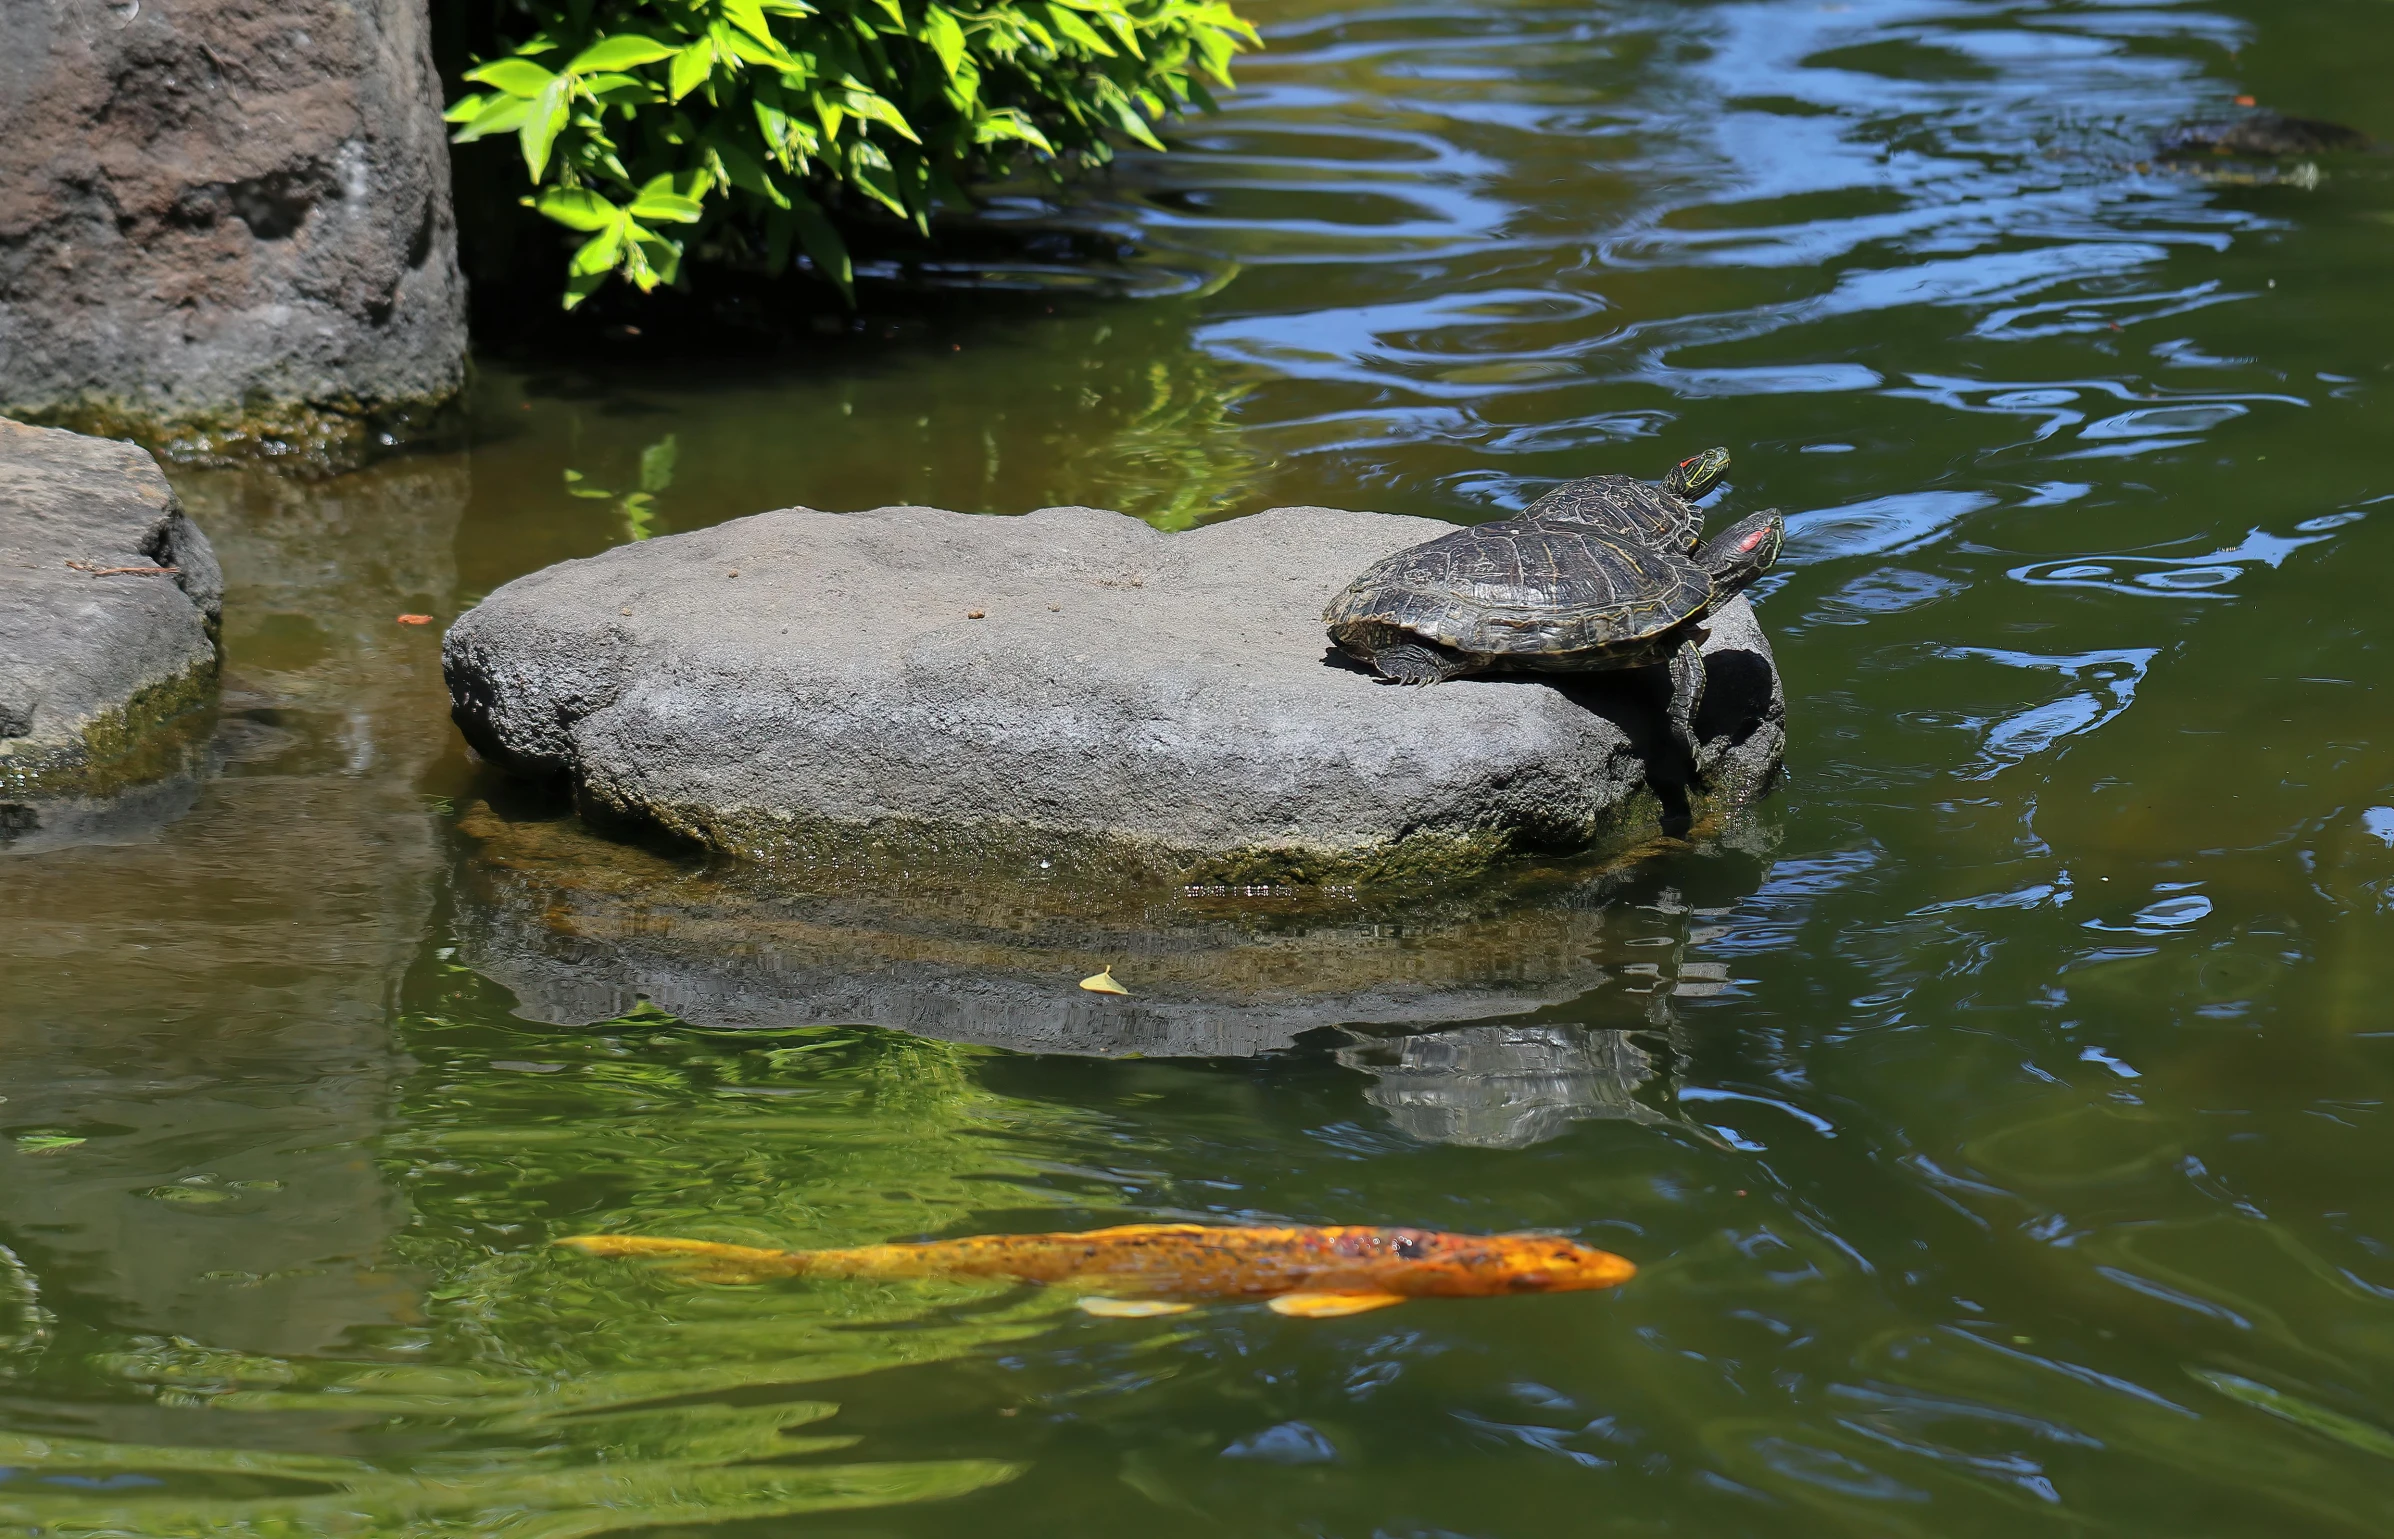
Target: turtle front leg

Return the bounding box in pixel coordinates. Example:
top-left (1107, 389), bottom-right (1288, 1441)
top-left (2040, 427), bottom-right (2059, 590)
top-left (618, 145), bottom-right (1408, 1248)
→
top-left (1666, 635), bottom-right (1706, 770)
top-left (1367, 641), bottom-right (1472, 686)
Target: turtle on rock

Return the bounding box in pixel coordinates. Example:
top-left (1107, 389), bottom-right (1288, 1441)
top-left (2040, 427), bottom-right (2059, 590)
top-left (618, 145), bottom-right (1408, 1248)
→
top-left (1323, 447), bottom-right (1784, 763)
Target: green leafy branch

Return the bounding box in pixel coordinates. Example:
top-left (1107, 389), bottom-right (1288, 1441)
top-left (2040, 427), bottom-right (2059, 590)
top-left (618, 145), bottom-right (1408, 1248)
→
top-left (446, 0), bottom-right (1260, 306)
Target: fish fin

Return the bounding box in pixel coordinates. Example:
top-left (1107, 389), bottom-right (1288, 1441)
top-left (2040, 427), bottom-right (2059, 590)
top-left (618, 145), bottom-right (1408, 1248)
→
top-left (1077, 1296), bottom-right (1195, 1318)
top-left (1268, 1292), bottom-right (1408, 1318)
top-left (1072, 1223), bottom-right (1221, 1238)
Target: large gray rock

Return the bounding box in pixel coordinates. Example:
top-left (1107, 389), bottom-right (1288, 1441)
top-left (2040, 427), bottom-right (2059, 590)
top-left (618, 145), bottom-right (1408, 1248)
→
top-left (1, 418), bottom-right (222, 786)
top-left (445, 503), bottom-right (1785, 881)
top-left (0, 0), bottom-right (465, 467)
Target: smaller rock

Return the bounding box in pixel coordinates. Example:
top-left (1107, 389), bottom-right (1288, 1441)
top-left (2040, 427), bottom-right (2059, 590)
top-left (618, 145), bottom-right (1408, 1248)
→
top-left (0, 419), bottom-right (223, 785)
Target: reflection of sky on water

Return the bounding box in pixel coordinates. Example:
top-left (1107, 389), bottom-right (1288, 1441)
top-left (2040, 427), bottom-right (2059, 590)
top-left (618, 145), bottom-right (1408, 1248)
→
top-left (2009, 514), bottom-right (2360, 598)
top-left (1937, 645), bottom-right (2159, 779)
top-left (1338, 1025), bottom-right (1661, 1149)
top-left (1075, 0), bottom-right (2309, 501)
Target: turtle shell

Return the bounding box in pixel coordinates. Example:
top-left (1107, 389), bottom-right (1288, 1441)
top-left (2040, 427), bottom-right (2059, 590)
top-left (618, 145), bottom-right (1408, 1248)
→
top-left (1520, 473), bottom-right (1704, 550)
top-left (1325, 514), bottom-right (1713, 663)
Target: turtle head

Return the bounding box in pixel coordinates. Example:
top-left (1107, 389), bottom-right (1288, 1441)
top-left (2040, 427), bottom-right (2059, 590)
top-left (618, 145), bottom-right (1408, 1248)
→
top-left (1662, 447), bottom-right (1731, 502)
top-left (1693, 510), bottom-right (1783, 594)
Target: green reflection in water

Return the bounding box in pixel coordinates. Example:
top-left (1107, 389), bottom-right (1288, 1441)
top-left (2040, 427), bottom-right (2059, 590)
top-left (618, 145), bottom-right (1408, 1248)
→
top-left (0, 1009), bottom-right (1090, 1536)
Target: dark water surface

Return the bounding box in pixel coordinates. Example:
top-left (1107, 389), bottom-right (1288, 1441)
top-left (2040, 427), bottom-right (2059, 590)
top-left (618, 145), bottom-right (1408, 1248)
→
top-left (7, 0), bottom-right (2394, 1532)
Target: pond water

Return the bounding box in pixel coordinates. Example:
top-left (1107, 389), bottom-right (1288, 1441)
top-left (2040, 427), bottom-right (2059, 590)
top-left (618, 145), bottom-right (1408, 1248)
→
top-left (7, 0), bottom-right (2394, 1532)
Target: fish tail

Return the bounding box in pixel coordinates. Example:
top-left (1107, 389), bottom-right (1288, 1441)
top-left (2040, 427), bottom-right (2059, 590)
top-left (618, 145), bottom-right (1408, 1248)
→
top-left (555, 1233), bottom-right (816, 1281)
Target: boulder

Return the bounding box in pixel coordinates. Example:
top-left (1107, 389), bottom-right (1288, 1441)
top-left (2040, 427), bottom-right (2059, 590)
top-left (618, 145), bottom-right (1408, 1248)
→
top-left (1, 418), bottom-right (222, 787)
top-left (0, 0), bottom-right (465, 467)
top-left (445, 503), bottom-right (1785, 883)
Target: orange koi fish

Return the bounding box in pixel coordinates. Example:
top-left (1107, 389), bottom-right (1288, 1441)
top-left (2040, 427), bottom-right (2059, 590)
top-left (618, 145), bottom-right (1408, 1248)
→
top-left (558, 1223), bottom-right (1635, 1318)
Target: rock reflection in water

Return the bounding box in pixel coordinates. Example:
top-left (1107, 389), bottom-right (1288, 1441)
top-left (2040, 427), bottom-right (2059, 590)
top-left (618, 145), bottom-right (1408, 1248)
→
top-left (451, 800), bottom-right (1775, 1060)
top-left (1338, 1025), bottom-right (1661, 1149)
top-left (0, 457), bottom-right (466, 1358)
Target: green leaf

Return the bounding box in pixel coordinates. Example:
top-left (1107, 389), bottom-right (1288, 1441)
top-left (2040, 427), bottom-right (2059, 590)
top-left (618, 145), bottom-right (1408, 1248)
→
top-left (722, 0), bottom-right (789, 56)
top-left (464, 56), bottom-right (558, 98)
top-left (563, 468), bottom-right (619, 497)
top-left (920, 7), bottom-right (965, 75)
top-left (840, 87), bottom-right (920, 144)
top-left (753, 88), bottom-right (818, 166)
top-left (972, 108), bottom-right (1055, 154)
top-left (449, 93), bottom-right (536, 144)
top-left (631, 226), bottom-right (686, 287)
top-left (562, 270), bottom-right (610, 310)
top-left (708, 135), bottom-right (790, 207)
top-left (13, 1133), bottom-right (85, 1152)
top-left (669, 40), bottom-right (716, 101)
top-left (568, 218), bottom-right (629, 276)
top-left (1098, 8), bottom-right (1143, 59)
top-left (846, 138), bottom-right (910, 218)
top-left (723, 26), bottom-right (797, 68)
top-left (566, 34), bottom-right (681, 73)
top-left (1041, 4), bottom-right (1116, 56)
top-left (628, 185), bottom-right (706, 222)
top-left (536, 187), bottom-right (623, 231)
top-left (584, 73), bottom-right (659, 105)
top-left (786, 191), bottom-right (854, 300)
top-left (518, 72), bottom-right (572, 179)
top-left (1105, 93), bottom-right (1165, 151)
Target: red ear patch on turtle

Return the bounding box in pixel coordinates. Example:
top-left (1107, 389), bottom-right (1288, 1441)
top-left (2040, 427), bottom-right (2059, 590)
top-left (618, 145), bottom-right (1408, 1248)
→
top-left (1737, 527), bottom-right (1771, 552)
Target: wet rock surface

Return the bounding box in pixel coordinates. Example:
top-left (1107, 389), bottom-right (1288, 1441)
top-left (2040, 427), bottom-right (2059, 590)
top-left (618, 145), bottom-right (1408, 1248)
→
top-left (0, 419), bottom-right (223, 787)
top-left (0, 0), bottom-right (466, 463)
top-left (445, 503), bottom-right (1785, 882)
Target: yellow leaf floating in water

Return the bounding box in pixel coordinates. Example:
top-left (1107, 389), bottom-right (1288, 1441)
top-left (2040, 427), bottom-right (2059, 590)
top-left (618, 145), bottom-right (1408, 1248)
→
top-left (1079, 967), bottom-right (1130, 996)
top-left (1269, 1292), bottom-right (1408, 1318)
top-left (1076, 1296), bottom-right (1193, 1318)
